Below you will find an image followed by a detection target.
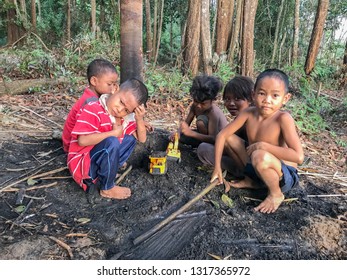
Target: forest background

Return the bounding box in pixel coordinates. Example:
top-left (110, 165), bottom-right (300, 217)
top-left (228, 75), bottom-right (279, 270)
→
top-left (0, 0), bottom-right (346, 146)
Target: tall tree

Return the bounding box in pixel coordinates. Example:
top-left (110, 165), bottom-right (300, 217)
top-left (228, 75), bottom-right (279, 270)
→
top-left (120, 0), bottom-right (144, 82)
top-left (215, 0), bottom-right (232, 55)
top-left (270, 0), bottom-right (284, 66)
top-left (6, 0), bottom-right (25, 45)
top-left (228, 0), bottom-right (242, 63)
top-left (66, 0), bottom-right (71, 42)
top-left (201, 0), bottom-right (212, 75)
top-left (91, 0), bottom-right (96, 37)
top-left (292, 0), bottom-right (300, 65)
top-left (145, 0), bottom-right (153, 62)
top-left (31, 0), bottom-right (36, 31)
top-left (153, 0), bottom-right (164, 65)
top-left (152, 0), bottom-right (158, 59)
top-left (304, 0), bottom-right (329, 75)
top-left (240, 0), bottom-right (258, 77)
top-left (182, 0), bottom-right (201, 76)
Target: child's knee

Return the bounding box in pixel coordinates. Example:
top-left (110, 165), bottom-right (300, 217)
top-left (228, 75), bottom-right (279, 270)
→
top-left (251, 150), bottom-right (272, 169)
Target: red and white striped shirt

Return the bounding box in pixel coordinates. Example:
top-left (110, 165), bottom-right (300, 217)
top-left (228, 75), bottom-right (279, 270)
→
top-left (67, 100), bottom-right (136, 190)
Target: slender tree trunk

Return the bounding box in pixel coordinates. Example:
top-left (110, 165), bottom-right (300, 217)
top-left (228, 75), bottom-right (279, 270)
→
top-left (241, 0), bottom-right (258, 77)
top-left (226, 0), bottom-right (235, 52)
top-left (30, 0), bottom-right (36, 31)
top-left (152, 0), bottom-right (158, 59)
top-left (91, 0), bottom-right (96, 37)
top-left (304, 0), bottom-right (329, 75)
top-left (201, 0), bottom-right (212, 75)
top-left (292, 0), bottom-right (300, 65)
top-left (7, 0), bottom-right (25, 45)
top-left (37, 0), bottom-right (41, 19)
top-left (211, 0), bottom-right (217, 51)
top-left (154, 0), bottom-right (164, 65)
top-left (278, 32), bottom-right (287, 68)
top-left (344, 39), bottom-right (347, 65)
top-left (228, 0), bottom-right (242, 63)
top-left (100, 0), bottom-right (105, 32)
top-left (120, 0), bottom-right (144, 82)
top-left (270, 0), bottom-right (284, 67)
top-left (145, 0), bottom-right (153, 62)
top-left (67, 0), bottom-right (71, 42)
top-left (183, 0), bottom-right (201, 76)
top-left (215, 0), bottom-right (231, 54)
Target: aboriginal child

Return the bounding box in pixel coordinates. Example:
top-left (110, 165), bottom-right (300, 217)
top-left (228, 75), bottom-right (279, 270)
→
top-left (62, 58), bottom-right (119, 153)
top-left (211, 69), bottom-right (304, 214)
top-left (67, 78), bottom-right (148, 200)
top-left (197, 76), bottom-right (253, 175)
top-left (177, 75), bottom-right (228, 147)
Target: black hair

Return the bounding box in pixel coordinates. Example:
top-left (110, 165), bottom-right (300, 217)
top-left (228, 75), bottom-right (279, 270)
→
top-left (254, 69), bottom-right (289, 93)
top-left (87, 58), bottom-right (118, 84)
top-left (223, 76), bottom-right (254, 102)
top-left (190, 75), bottom-right (223, 102)
top-left (120, 78), bottom-right (149, 106)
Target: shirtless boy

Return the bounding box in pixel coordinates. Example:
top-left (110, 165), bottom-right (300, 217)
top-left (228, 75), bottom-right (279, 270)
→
top-left (211, 69), bottom-right (304, 213)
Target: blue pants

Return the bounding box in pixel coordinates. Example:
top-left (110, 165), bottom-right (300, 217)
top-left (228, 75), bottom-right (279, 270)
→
top-left (88, 135), bottom-right (136, 190)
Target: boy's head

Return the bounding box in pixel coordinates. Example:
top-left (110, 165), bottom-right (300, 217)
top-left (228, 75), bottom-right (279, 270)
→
top-left (87, 59), bottom-right (119, 96)
top-left (223, 76), bottom-right (254, 116)
top-left (106, 78), bottom-right (148, 118)
top-left (190, 75), bottom-right (223, 102)
top-left (253, 69), bottom-right (291, 114)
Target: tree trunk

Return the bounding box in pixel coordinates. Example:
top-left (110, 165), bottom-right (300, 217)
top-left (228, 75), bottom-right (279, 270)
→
top-left (201, 0), bottom-right (212, 75)
top-left (211, 0), bottom-right (217, 51)
top-left (228, 0), bottom-right (243, 63)
top-left (67, 0), bottom-right (71, 42)
top-left (7, 0), bottom-right (25, 45)
top-left (120, 0), bottom-right (144, 82)
top-left (30, 0), bottom-right (36, 31)
top-left (344, 39), bottom-right (347, 65)
top-left (240, 0), bottom-right (258, 77)
top-left (145, 0), bottom-right (153, 62)
top-left (91, 0), bottom-right (96, 37)
top-left (154, 0), bottom-right (164, 66)
top-left (215, 0), bottom-right (231, 54)
top-left (100, 0), bottom-right (105, 32)
top-left (152, 0), bottom-right (158, 60)
top-left (292, 0), bottom-right (300, 65)
top-left (304, 0), bottom-right (329, 76)
top-left (270, 0), bottom-right (284, 67)
top-left (182, 0), bottom-right (201, 76)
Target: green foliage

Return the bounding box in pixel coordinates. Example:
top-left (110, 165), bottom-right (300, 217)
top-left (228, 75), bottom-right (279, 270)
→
top-left (214, 62), bottom-right (236, 85)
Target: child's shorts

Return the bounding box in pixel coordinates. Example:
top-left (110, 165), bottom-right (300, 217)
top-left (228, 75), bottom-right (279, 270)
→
top-left (244, 161), bottom-right (299, 193)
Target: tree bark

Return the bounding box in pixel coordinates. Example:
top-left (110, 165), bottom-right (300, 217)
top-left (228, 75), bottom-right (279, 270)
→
top-left (292, 0), bottom-right (300, 65)
top-left (145, 0), bottom-right (153, 62)
top-left (304, 0), bottom-right (329, 76)
top-left (228, 0), bottom-right (243, 63)
top-left (6, 0), bottom-right (25, 45)
top-left (241, 0), bottom-right (258, 77)
top-left (182, 0), bottom-right (201, 76)
top-left (120, 0), bottom-right (144, 82)
top-left (152, 0), bottom-right (158, 60)
top-left (201, 0), bottom-right (212, 75)
top-left (215, 0), bottom-right (232, 55)
top-left (30, 0), bottom-right (36, 31)
top-left (67, 0), bottom-right (71, 42)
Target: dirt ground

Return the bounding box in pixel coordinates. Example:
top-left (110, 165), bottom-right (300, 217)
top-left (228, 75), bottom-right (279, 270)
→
top-left (0, 90), bottom-right (346, 260)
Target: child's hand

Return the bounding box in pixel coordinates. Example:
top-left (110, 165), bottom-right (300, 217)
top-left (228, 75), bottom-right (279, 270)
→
top-left (180, 121), bottom-right (192, 136)
top-left (134, 104), bottom-right (146, 121)
top-left (210, 167), bottom-right (223, 185)
top-left (112, 123), bottom-right (123, 137)
top-left (144, 121), bottom-right (154, 132)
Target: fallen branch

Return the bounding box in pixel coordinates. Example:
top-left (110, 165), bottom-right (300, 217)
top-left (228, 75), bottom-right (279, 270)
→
top-left (18, 105), bottom-right (63, 129)
top-left (0, 166), bottom-right (67, 193)
top-left (115, 165), bottom-right (133, 185)
top-left (3, 182), bottom-right (58, 192)
top-left (133, 171), bottom-right (227, 246)
top-left (307, 194), bottom-right (346, 198)
top-left (49, 236), bottom-right (74, 259)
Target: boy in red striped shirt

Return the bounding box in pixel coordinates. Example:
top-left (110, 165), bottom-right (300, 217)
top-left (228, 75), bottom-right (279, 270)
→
top-left (67, 78), bottom-right (148, 200)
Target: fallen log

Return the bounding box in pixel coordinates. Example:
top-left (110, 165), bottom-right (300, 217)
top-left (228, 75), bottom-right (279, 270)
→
top-left (0, 77), bottom-right (82, 96)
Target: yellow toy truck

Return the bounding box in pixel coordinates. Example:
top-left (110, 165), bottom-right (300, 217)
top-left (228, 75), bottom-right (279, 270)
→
top-left (149, 151), bottom-right (167, 175)
top-left (166, 132), bottom-right (181, 163)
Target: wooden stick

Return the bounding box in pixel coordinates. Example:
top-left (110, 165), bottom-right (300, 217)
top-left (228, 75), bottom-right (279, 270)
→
top-left (0, 166), bottom-right (66, 193)
top-left (49, 236), bottom-right (73, 259)
top-left (18, 105), bottom-right (63, 129)
top-left (133, 171), bottom-right (227, 246)
top-left (307, 194), bottom-right (346, 198)
top-left (2, 182), bottom-right (58, 192)
top-left (115, 165), bottom-right (132, 185)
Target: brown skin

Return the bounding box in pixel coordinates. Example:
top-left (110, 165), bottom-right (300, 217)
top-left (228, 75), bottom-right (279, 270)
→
top-left (211, 77), bottom-right (304, 214)
top-left (89, 71), bottom-right (119, 97)
top-left (78, 89), bottom-right (148, 200)
top-left (179, 100), bottom-right (228, 144)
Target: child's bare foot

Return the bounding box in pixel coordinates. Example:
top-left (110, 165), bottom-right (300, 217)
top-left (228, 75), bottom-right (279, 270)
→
top-left (100, 186), bottom-right (131, 200)
top-left (254, 194), bottom-right (284, 214)
top-left (229, 176), bottom-right (259, 189)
